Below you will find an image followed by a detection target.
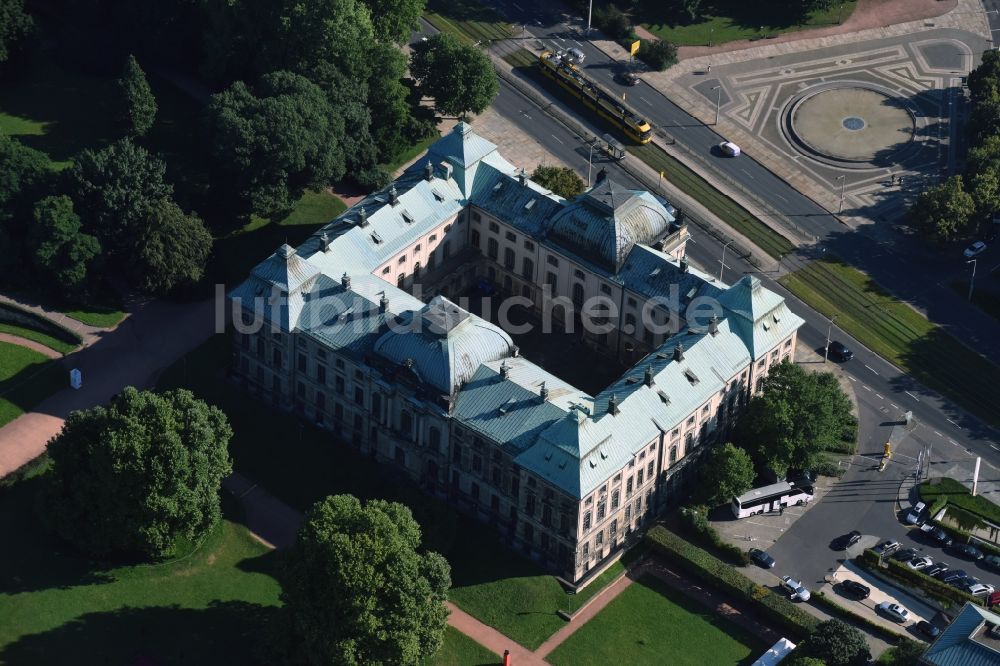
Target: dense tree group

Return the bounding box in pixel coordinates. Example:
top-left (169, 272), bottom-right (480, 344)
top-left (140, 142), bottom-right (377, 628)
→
top-left (410, 33), bottom-right (499, 118)
top-left (0, 0), bottom-right (32, 63)
top-left (116, 55), bottom-right (157, 137)
top-left (532, 165), bottom-right (586, 199)
top-left (797, 620), bottom-right (870, 666)
top-left (281, 495), bottom-right (451, 665)
top-left (699, 443), bottom-right (755, 506)
top-left (40, 387), bottom-right (233, 559)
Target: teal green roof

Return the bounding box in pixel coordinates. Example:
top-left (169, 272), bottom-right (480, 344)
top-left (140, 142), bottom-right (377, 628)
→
top-left (923, 603), bottom-right (1000, 666)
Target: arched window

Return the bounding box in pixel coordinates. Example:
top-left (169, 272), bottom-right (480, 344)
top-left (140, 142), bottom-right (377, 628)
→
top-left (572, 282), bottom-right (585, 308)
top-left (429, 426), bottom-right (441, 451)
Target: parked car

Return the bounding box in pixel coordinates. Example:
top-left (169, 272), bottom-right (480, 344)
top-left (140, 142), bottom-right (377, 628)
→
top-left (949, 543), bottom-right (984, 561)
top-left (907, 556), bottom-right (934, 570)
top-left (927, 527), bottom-right (953, 547)
top-left (894, 548), bottom-right (920, 563)
top-left (874, 540), bottom-right (901, 557)
top-left (877, 601), bottom-right (911, 623)
top-left (924, 563), bottom-right (950, 577)
top-left (840, 579), bottom-right (871, 599)
top-left (718, 141), bottom-right (741, 157)
top-left (938, 569), bottom-right (969, 583)
top-left (964, 240), bottom-right (987, 258)
top-left (949, 576), bottom-right (978, 590)
top-left (614, 71), bottom-right (640, 86)
top-left (564, 47), bottom-right (585, 64)
top-left (906, 502), bottom-right (927, 525)
top-left (987, 591), bottom-right (1000, 608)
top-left (827, 340), bottom-right (854, 362)
top-left (983, 554), bottom-right (1000, 572)
top-left (749, 548), bottom-right (776, 569)
top-left (781, 576), bottom-right (811, 601)
top-left (836, 530), bottom-right (863, 550)
top-left (917, 620), bottom-right (941, 639)
top-left (968, 583), bottom-right (995, 597)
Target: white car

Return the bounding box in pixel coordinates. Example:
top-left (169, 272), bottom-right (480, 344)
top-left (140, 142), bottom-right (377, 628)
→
top-left (719, 141), bottom-right (741, 157)
top-left (780, 576), bottom-right (811, 601)
top-left (877, 601), bottom-right (910, 623)
top-left (907, 556), bottom-right (933, 570)
top-left (964, 240), bottom-right (987, 258)
top-left (565, 47), bottom-right (585, 64)
top-left (906, 502), bottom-right (927, 525)
top-left (968, 583), bottom-right (996, 597)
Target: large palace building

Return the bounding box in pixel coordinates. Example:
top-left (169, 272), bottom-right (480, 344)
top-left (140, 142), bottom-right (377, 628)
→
top-left (229, 123), bottom-right (804, 585)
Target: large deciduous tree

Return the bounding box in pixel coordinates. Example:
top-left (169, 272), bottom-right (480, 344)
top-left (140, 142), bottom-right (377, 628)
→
top-left (362, 0), bottom-right (426, 44)
top-left (908, 175), bottom-right (976, 243)
top-left (116, 54), bottom-right (157, 137)
top-left (799, 620), bottom-right (870, 666)
top-left (410, 33), bottom-right (498, 118)
top-left (532, 165), bottom-right (585, 199)
top-left (134, 198), bottom-right (213, 295)
top-left (282, 494), bottom-right (451, 665)
top-left (701, 443), bottom-right (756, 506)
top-left (40, 387), bottom-right (233, 560)
top-left (207, 70), bottom-right (346, 217)
top-left (271, 0), bottom-right (375, 81)
top-left (736, 361), bottom-right (853, 478)
top-left (878, 638), bottom-right (925, 666)
top-left (27, 195), bottom-right (101, 290)
top-left (0, 0), bottom-right (33, 63)
top-left (0, 132), bottom-right (49, 219)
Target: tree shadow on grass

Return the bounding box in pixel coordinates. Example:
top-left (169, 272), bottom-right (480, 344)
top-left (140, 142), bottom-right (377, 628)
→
top-left (0, 601), bottom-right (280, 666)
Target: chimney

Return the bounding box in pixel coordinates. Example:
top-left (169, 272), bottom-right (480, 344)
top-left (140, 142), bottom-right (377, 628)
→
top-left (341, 272), bottom-right (351, 290)
top-left (440, 161), bottom-right (453, 180)
top-left (512, 345), bottom-right (520, 358)
top-left (358, 206), bottom-right (368, 227)
top-left (379, 293), bottom-right (389, 312)
top-left (518, 169), bottom-right (527, 187)
top-left (673, 343), bottom-right (684, 362)
top-left (540, 381), bottom-right (549, 402)
top-left (608, 393), bottom-right (619, 416)
top-left (644, 365), bottom-right (654, 387)
top-left (708, 314), bottom-right (718, 336)
top-left (389, 184), bottom-right (398, 206)
top-left (499, 360), bottom-right (510, 380)
top-left (595, 167), bottom-right (608, 184)
top-left (679, 256), bottom-right (689, 273)
top-left (320, 232), bottom-right (331, 252)
top-left (424, 160), bottom-right (434, 182)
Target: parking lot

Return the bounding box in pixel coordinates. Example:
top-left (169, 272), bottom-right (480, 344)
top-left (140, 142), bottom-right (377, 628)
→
top-left (821, 562), bottom-right (937, 639)
top-left (887, 519), bottom-right (1000, 595)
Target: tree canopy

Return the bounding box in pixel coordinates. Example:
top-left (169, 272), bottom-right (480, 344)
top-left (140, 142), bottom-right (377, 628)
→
top-left (117, 54), bottom-right (157, 137)
top-left (281, 494), bottom-right (451, 665)
top-left (0, 132), bottom-right (49, 220)
top-left (736, 361), bottom-right (854, 477)
top-left (134, 198), bottom-right (213, 295)
top-left (40, 387), bottom-right (233, 560)
top-left (878, 638), bottom-right (925, 666)
top-left (700, 443), bottom-right (756, 506)
top-left (908, 175), bottom-right (976, 243)
top-left (207, 70), bottom-right (346, 217)
top-left (27, 195), bottom-right (101, 290)
top-left (410, 33), bottom-right (498, 118)
top-left (799, 619), bottom-right (870, 666)
top-left (532, 165), bottom-right (585, 199)
top-left (362, 0), bottom-right (426, 45)
top-left (0, 0), bottom-right (33, 63)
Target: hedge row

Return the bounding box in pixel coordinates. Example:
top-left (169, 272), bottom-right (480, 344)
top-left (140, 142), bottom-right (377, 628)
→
top-left (811, 591), bottom-right (901, 643)
top-left (857, 549), bottom-right (982, 608)
top-left (678, 506), bottom-right (751, 566)
top-left (0, 302), bottom-right (82, 347)
top-left (646, 525), bottom-right (818, 639)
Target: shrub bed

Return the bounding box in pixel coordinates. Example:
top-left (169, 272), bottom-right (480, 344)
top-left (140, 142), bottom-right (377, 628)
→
top-left (856, 549), bottom-right (982, 608)
top-left (920, 477), bottom-right (1000, 527)
top-left (0, 303), bottom-right (82, 348)
top-left (646, 525), bottom-right (817, 639)
top-left (678, 506), bottom-right (750, 566)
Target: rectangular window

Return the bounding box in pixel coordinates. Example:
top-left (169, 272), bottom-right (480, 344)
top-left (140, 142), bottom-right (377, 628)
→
top-left (637, 469), bottom-right (644, 485)
top-left (317, 365), bottom-right (326, 384)
top-left (611, 490), bottom-right (620, 510)
top-left (471, 483), bottom-right (480, 500)
top-left (471, 229), bottom-right (480, 248)
top-left (505, 231), bottom-right (516, 241)
top-left (504, 247), bottom-right (515, 270)
top-left (488, 221), bottom-right (499, 232)
top-left (272, 349), bottom-right (282, 368)
top-left (335, 376), bottom-right (344, 394)
top-left (583, 511), bottom-right (592, 530)
top-left (472, 455), bottom-right (482, 473)
top-left (398, 255), bottom-right (406, 264)
top-left (296, 381), bottom-right (305, 398)
top-left (523, 240), bottom-right (534, 251)
top-left (627, 297), bottom-right (637, 307)
top-left (597, 501), bottom-right (606, 520)
top-left (354, 387), bottom-right (364, 406)
top-left (547, 255), bottom-right (559, 267)
top-left (547, 272), bottom-right (557, 290)
top-left (491, 466), bottom-right (501, 485)
top-left (510, 477), bottom-right (519, 500)
top-left (626, 477), bottom-right (633, 496)
top-left (574, 269), bottom-right (585, 279)
top-left (526, 494), bottom-right (535, 516)
top-left (487, 238), bottom-right (499, 260)
top-left (600, 284), bottom-right (611, 295)
top-left (472, 211), bottom-right (481, 222)
top-left (452, 443), bottom-right (462, 464)
top-left (522, 257), bottom-right (534, 280)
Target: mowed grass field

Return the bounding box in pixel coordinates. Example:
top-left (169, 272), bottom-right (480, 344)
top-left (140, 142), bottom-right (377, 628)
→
top-left (779, 256), bottom-right (1000, 426)
top-left (0, 342), bottom-right (66, 428)
top-left (425, 627), bottom-right (499, 666)
top-left (424, 0), bottom-right (511, 44)
top-left (547, 574), bottom-right (766, 666)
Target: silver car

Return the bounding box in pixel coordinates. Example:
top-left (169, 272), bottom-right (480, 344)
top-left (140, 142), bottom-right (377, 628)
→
top-left (877, 601), bottom-right (910, 623)
top-left (780, 576), bottom-right (811, 601)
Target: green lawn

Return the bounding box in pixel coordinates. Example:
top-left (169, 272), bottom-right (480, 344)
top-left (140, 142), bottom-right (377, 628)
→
top-left (642, 0), bottom-right (858, 46)
top-left (0, 342), bottom-right (66, 427)
top-left (0, 323), bottom-right (76, 355)
top-left (424, 0), bottom-right (512, 45)
top-left (547, 574), bottom-right (765, 666)
top-left (779, 256), bottom-right (1000, 426)
top-left (157, 335), bottom-right (638, 650)
top-left (920, 477), bottom-right (1000, 528)
top-left (426, 627), bottom-right (498, 666)
top-left (63, 305), bottom-right (126, 328)
top-left (0, 466), bottom-right (282, 665)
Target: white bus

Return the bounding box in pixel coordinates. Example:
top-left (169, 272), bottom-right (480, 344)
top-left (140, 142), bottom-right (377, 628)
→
top-left (732, 482), bottom-right (813, 519)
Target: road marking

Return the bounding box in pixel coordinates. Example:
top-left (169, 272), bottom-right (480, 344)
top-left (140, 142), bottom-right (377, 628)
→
top-left (573, 40), bottom-right (582, 46)
top-left (992, 444), bottom-right (1000, 452)
top-left (862, 385), bottom-right (872, 392)
top-left (550, 134), bottom-right (564, 144)
top-left (947, 418), bottom-right (959, 427)
top-left (875, 394), bottom-right (883, 399)
top-left (773, 193), bottom-right (788, 203)
top-left (848, 376), bottom-right (857, 382)
top-left (639, 95), bottom-right (652, 105)
top-left (933, 431), bottom-right (941, 436)
top-left (864, 364), bottom-right (879, 375)
top-left (904, 391), bottom-right (920, 402)
top-left (890, 403), bottom-right (897, 408)
top-left (949, 439), bottom-right (960, 446)
top-left (741, 168), bottom-right (755, 179)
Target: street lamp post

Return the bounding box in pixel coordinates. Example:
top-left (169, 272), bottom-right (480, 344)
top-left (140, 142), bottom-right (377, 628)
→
top-left (837, 175), bottom-right (846, 214)
top-left (719, 239), bottom-right (735, 282)
top-left (967, 259), bottom-right (978, 302)
top-left (712, 85), bottom-right (722, 125)
top-left (588, 140), bottom-right (595, 186)
top-left (709, 26), bottom-right (713, 47)
top-left (824, 314), bottom-right (838, 363)
top-left (586, 0), bottom-right (593, 33)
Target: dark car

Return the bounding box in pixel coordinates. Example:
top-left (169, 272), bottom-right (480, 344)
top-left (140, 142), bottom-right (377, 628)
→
top-left (894, 548), bottom-right (920, 563)
top-left (615, 71), bottom-right (640, 86)
top-left (840, 579), bottom-right (871, 599)
top-left (928, 527), bottom-right (953, 547)
top-left (938, 569), bottom-right (968, 583)
top-left (924, 563), bottom-right (950, 577)
top-left (836, 530), bottom-right (863, 550)
top-left (917, 621), bottom-right (941, 639)
top-left (874, 540), bottom-right (901, 557)
top-left (949, 543), bottom-right (984, 561)
top-left (749, 548), bottom-right (776, 569)
top-left (827, 340), bottom-right (854, 362)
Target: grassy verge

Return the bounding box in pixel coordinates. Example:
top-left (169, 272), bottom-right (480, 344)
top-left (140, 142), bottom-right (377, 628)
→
top-left (548, 574), bottom-right (766, 665)
top-left (920, 477), bottom-right (1000, 528)
top-left (63, 306), bottom-right (126, 328)
top-left (424, 0), bottom-right (512, 44)
top-left (501, 48), bottom-right (537, 69)
top-left (157, 335), bottom-right (620, 650)
top-left (641, 0), bottom-right (858, 46)
top-left (0, 324), bottom-right (76, 355)
top-left (0, 468), bottom-right (282, 664)
top-left (0, 342), bottom-right (66, 427)
top-left (425, 626), bottom-right (498, 665)
top-left (779, 256), bottom-right (1000, 426)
